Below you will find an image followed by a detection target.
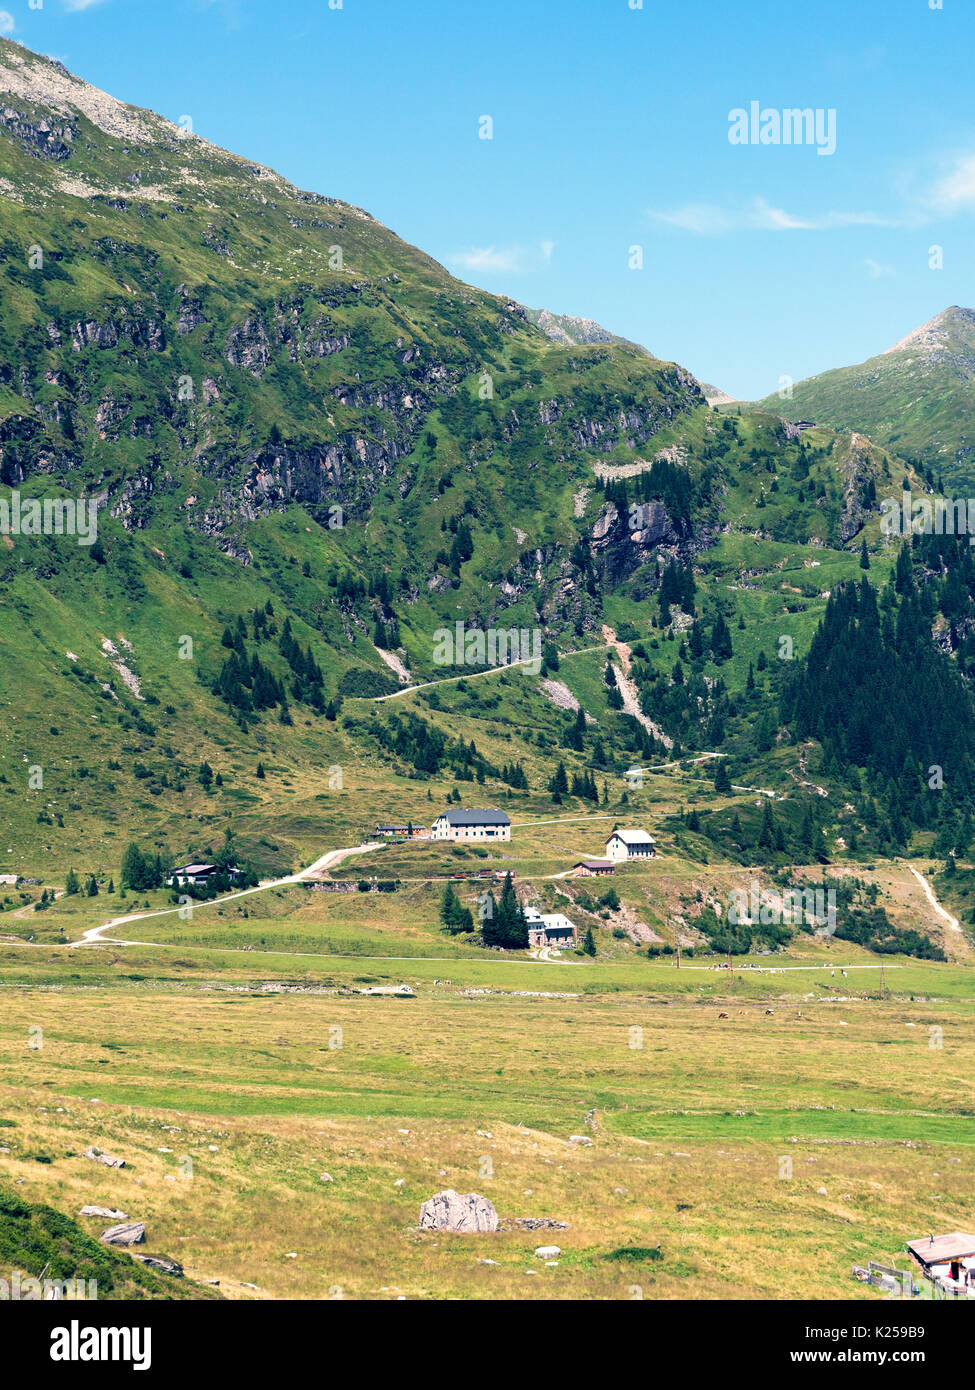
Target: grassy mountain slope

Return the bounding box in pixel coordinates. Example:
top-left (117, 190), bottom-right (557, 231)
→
top-left (523, 305), bottom-right (651, 353)
top-left (0, 37), bottom-right (969, 919)
top-left (0, 1182), bottom-right (219, 1298)
top-left (747, 307), bottom-right (975, 484)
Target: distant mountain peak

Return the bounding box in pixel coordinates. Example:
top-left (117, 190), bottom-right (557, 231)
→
top-left (0, 37), bottom-right (366, 216)
top-left (699, 382), bottom-right (736, 406)
top-left (883, 305), bottom-right (975, 357)
top-left (523, 306), bottom-right (653, 355)
top-left (0, 37), bottom-right (174, 144)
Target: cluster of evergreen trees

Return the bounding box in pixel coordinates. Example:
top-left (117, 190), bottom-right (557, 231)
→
top-left (345, 709), bottom-right (497, 782)
top-left (500, 761), bottom-right (529, 789)
top-left (435, 514), bottom-right (474, 575)
top-left (214, 648), bottom-right (288, 719)
top-left (213, 611), bottom-right (329, 723)
top-left (480, 872), bottom-right (529, 949)
top-left (439, 872), bottom-right (528, 948)
top-left (570, 770), bottom-right (600, 801)
top-left (439, 882), bottom-right (474, 933)
top-left (779, 575), bottom-right (975, 833)
top-left (598, 456), bottom-right (701, 529)
top-left (120, 842), bottom-right (171, 890)
top-left (279, 617), bottom-right (326, 712)
top-left (657, 558), bottom-right (696, 624)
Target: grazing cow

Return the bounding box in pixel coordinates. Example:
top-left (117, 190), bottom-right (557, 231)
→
top-left (765, 1008), bottom-right (775, 1016)
top-left (717, 1012), bottom-right (729, 1019)
top-left (738, 1009), bottom-right (748, 1015)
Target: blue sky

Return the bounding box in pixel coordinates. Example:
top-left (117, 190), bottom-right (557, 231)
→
top-left (5, 0), bottom-right (975, 397)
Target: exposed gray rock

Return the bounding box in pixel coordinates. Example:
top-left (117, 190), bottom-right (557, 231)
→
top-left (132, 1253), bottom-right (182, 1277)
top-left (514, 1217), bottom-right (568, 1231)
top-left (79, 1205), bottom-right (127, 1220)
top-left (419, 1190), bottom-right (498, 1234)
top-left (85, 1145), bottom-right (126, 1169)
top-left (100, 1221), bottom-right (145, 1246)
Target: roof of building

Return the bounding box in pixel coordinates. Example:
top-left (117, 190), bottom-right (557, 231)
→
top-left (177, 863), bottom-right (217, 874)
top-left (575, 859), bottom-right (614, 869)
top-left (436, 809), bottom-right (511, 827)
top-left (907, 1233), bottom-right (975, 1264)
top-left (607, 829), bottom-right (656, 845)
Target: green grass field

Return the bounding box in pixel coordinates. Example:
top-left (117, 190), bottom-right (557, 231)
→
top-left (2, 818), bottom-right (973, 1300)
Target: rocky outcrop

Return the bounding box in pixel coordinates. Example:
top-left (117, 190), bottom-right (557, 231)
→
top-left (100, 1220), bottom-right (145, 1246)
top-left (590, 499), bottom-right (680, 587)
top-left (132, 1253), bottom-right (182, 1277)
top-left (69, 303), bottom-right (165, 353)
top-left (0, 104), bottom-right (76, 160)
top-left (418, 1190), bottom-right (499, 1233)
top-left (85, 1145), bottom-right (126, 1169)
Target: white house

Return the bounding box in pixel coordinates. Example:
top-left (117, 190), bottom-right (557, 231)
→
top-left (907, 1233), bottom-right (975, 1293)
top-left (605, 829), bottom-right (656, 862)
top-left (431, 809), bottom-right (511, 842)
top-left (166, 863), bottom-right (242, 888)
top-left (524, 906), bottom-right (578, 948)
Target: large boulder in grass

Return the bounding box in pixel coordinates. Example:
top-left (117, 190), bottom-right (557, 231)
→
top-left (100, 1221), bottom-right (145, 1246)
top-left (85, 1145), bottom-right (126, 1169)
top-left (133, 1253), bottom-right (183, 1278)
top-left (419, 1190), bottom-right (499, 1234)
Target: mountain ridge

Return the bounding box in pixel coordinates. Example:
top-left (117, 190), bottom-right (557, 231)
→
top-left (747, 305), bottom-right (975, 481)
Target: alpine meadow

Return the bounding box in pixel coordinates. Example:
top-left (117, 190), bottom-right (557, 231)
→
top-left (1, 5), bottom-right (975, 1335)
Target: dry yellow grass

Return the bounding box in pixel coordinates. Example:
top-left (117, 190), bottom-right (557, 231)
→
top-left (2, 981), bottom-right (973, 1299)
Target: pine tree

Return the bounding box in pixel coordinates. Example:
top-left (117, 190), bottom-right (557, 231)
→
top-left (120, 842), bottom-right (147, 891)
top-left (582, 926), bottom-right (597, 957)
top-left (64, 868), bottom-right (80, 896)
top-left (758, 798), bottom-right (776, 849)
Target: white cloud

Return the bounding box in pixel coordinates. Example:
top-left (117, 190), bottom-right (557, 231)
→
top-left (650, 196), bottom-right (893, 236)
top-left (62, 0), bottom-right (109, 11)
top-left (447, 240), bottom-right (555, 274)
top-left (929, 153), bottom-right (975, 212)
top-left (0, 10), bottom-right (15, 33)
top-left (863, 258), bottom-right (895, 279)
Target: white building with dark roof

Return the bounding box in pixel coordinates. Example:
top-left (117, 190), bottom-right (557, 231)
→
top-left (524, 907), bottom-right (578, 948)
top-left (431, 809), bottom-right (511, 842)
top-left (605, 829), bottom-right (656, 862)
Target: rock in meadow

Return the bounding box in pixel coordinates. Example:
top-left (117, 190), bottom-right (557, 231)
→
top-left (419, 1189), bottom-right (499, 1233)
top-left (100, 1220), bottom-right (146, 1246)
top-left (85, 1145), bottom-right (126, 1169)
top-left (132, 1253), bottom-right (183, 1277)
